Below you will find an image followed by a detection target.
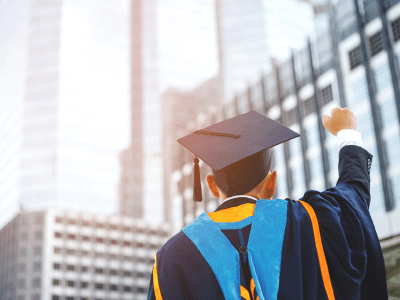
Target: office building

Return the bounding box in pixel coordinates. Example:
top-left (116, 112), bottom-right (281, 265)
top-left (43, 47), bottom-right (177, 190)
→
top-left (119, 0), bottom-right (144, 219)
top-left (130, 0), bottom-right (219, 223)
top-left (162, 77), bottom-right (222, 230)
top-left (335, 0), bottom-right (400, 237)
top-left (0, 209), bottom-right (169, 300)
top-left (171, 0), bottom-right (400, 240)
top-left (216, 0), bottom-right (315, 102)
top-left (0, 0), bottom-right (131, 227)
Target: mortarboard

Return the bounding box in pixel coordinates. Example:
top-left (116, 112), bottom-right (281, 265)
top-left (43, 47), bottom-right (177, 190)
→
top-left (177, 110), bottom-right (300, 201)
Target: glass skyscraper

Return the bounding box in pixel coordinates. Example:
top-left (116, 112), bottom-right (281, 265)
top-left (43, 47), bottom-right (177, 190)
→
top-left (0, 0), bottom-right (131, 228)
top-left (172, 0), bottom-right (400, 242)
top-left (216, 0), bottom-right (315, 102)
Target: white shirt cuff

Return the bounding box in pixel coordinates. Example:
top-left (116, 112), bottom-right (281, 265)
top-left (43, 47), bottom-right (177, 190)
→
top-left (337, 129), bottom-right (364, 150)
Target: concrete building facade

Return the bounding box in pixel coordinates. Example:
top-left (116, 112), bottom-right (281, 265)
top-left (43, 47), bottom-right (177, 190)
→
top-left (0, 209), bottom-right (169, 300)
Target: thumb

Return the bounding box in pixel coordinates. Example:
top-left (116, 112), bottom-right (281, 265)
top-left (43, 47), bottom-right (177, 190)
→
top-left (322, 115), bottom-right (330, 126)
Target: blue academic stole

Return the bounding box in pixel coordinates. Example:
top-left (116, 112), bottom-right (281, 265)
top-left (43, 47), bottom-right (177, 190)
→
top-left (182, 199), bottom-right (288, 300)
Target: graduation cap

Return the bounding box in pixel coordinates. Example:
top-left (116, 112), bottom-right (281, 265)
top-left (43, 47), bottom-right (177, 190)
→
top-left (177, 110), bottom-right (300, 202)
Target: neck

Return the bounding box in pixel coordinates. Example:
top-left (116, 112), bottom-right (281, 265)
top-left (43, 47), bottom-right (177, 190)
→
top-left (222, 194), bottom-right (259, 203)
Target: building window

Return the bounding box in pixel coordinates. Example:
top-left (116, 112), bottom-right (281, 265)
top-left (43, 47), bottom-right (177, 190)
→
top-left (110, 269), bottom-right (118, 276)
top-left (19, 263), bottom-right (26, 272)
top-left (137, 287), bottom-right (145, 293)
top-left (110, 239), bottom-right (117, 245)
top-left (95, 268), bottom-right (103, 274)
top-left (303, 98), bottom-right (315, 116)
top-left (52, 296), bottom-right (60, 300)
top-left (283, 108), bottom-right (298, 126)
top-left (32, 278), bottom-right (41, 287)
top-left (33, 262), bottom-right (41, 271)
top-left (392, 18), bottom-right (400, 42)
top-left (31, 294), bottom-right (40, 300)
top-left (66, 249), bottom-right (75, 255)
top-left (34, 247), bottom-right (41, 255)
top-left (81, 250), bottom-right (89, 256)
top-left (95, 283), bottom-right (104, 290)
top-left (67, 219), bottom-right (76, 225)
top-left (66, 297), bottom-right (74, 300)
top-left (122, 226), bottom-right (130, 232)
top-left (321, 85), bottom-right (333, 105)
top-left (18, 279), bottom-right (25, 288)
top-left (53, 279), bottom-right (60, 286)
top-left (55, 217), bottom-right (62, 223)
top-left (53, 263), bottom-right (61, 270)
top-left (54, 232), bottom-right (62, 238)
top-left (123, 286), bottom-right (132, 292)
top-left (110, 254), bottom-right (117, 260)
top-left (95, 252), bottom-right (103, 258)
top-left (21, 232), bottom-right (28, 240)
top-left (81, 282), bottom-right (89, 288)
top-left (110, 284), bottom-right (118, 291)
top-left (54, 247), bottom-right (62, 254)
top-left (349, 46), bottom-right (362, 70)
top-left (110, 224), bottom-right (118, 230)
top-left (123, 241), bottom-right (131, 246)
top-left (66, 264), bottom-right (75, 271)
top-left (369, 31), bottom-right (383, 56)
top-left (96, 237), bottom-right (104, 243)
top-left (82, 221), bottom-right (90, 227)
top-left (137, 272), bottom-right (144, 278)
top-left (67, 234), bottom-right (76, 240)
top-left (95, 223), bottom-right (104, 229)
top-left (35, 231), bottom-right (42, 240)
top-left (67, 280), bottom-right (74, 287)
top-left (81, 235), bottom-right (89, 241)
top-left (136, 242), bottom-right (144, 248)
top-left (123, 255), bottom-right (133, 262)
top-left (81, 266), bottom-right (89, 272)
top-left (20, 248), bottom-right (27, 257)
top-left (123, 270), bottom-right (132, 277)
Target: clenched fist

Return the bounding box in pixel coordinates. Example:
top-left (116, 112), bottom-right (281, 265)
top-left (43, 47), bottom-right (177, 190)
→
top-left (322, 107), bottom-right (357, 136)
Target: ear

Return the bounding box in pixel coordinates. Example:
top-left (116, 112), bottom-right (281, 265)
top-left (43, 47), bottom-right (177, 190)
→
top-left (263, 171), bottom-right (277, 200)
top-left (206, 174), bottom-right (220, 198)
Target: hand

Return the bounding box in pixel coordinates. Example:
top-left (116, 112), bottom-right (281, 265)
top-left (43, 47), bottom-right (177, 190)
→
top-left (322, 107), bottom-right (357, 136)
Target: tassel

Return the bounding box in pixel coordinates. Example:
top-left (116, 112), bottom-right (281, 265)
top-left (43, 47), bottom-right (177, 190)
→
top-left (193, 156), bottom-right (202, 202)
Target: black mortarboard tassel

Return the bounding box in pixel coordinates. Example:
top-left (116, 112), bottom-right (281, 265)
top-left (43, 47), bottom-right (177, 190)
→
top-left (193, 156), bottom-right (202, 202)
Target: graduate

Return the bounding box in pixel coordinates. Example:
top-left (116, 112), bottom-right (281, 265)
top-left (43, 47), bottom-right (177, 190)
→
top-left (147, 107), bottom-right (388, 300)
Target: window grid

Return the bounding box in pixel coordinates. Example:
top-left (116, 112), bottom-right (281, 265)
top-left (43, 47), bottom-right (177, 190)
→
top-left (302, 98), bottom-right (316, 116)
top-left (369, 31), bottom-right (383, 57)
top-left (321, 85), bottom-right (333, 105)
top-left (349, 46), bottom-right (362, 70)
top-left (391, 18), bottom-right (400, 42)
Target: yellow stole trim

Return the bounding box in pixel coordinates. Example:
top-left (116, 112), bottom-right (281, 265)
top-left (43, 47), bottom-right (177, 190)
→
top-left (240, 285), bottom-right (251, 300)
top-left (208, 203), bottom-right (255, 223)
top-left (153, 254), bottom-right (163, 300)
top-left (299, 200), bottom-right (335, 300)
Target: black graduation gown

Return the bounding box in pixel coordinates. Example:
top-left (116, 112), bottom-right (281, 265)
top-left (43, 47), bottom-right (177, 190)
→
top-left (147, 145), bottom-right (388, 300)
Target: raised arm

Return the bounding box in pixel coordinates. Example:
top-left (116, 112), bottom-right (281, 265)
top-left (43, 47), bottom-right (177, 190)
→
top-left (322, 107), bottom-right (373, 207)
